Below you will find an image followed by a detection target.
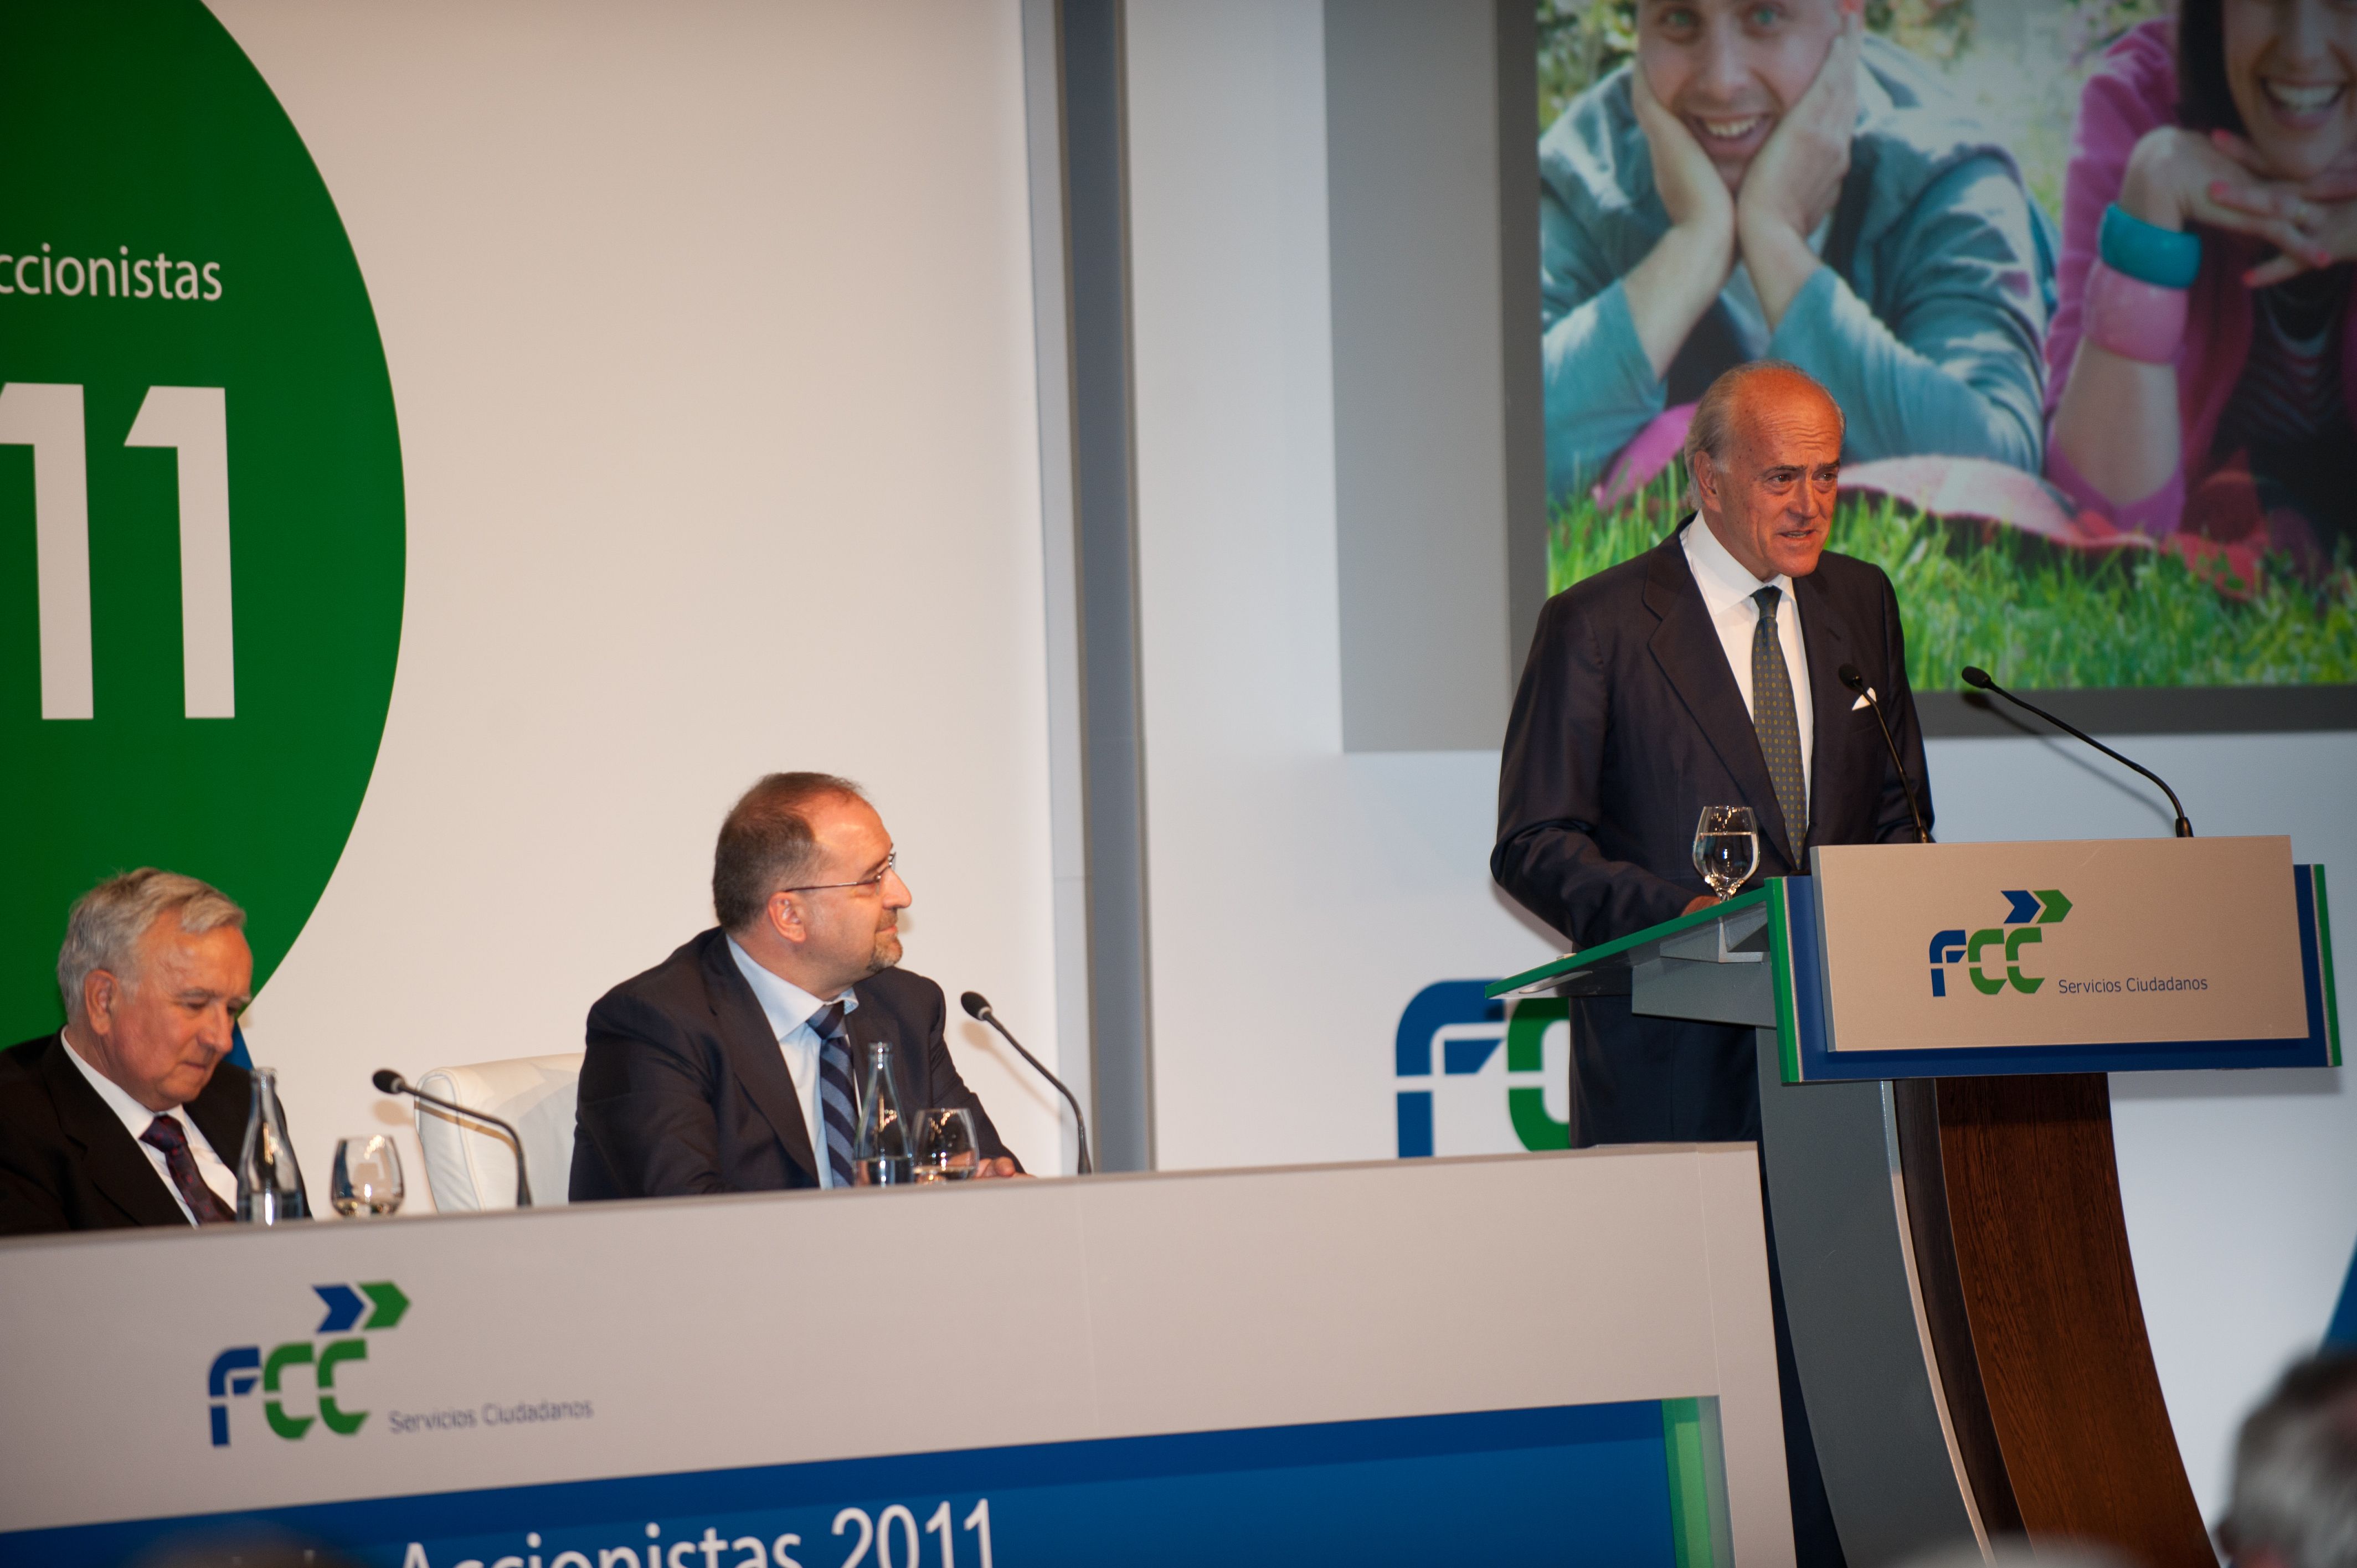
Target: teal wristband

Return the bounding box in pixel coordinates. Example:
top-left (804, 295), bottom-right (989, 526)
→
top-left (2098, 202), bottom-right (2201, 290)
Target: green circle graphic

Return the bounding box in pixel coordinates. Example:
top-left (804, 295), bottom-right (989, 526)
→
top-left (1, 0), bottom-right (404, 1039)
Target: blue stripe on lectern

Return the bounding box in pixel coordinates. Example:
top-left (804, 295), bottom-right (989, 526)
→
top-left (5, 1402), bottom-right (1684, 1568)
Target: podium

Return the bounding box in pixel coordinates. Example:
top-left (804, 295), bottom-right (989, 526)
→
top-left (1491, 837), bottom-right (2340, 1567)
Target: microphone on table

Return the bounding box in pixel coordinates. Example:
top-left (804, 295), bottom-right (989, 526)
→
top-left (1959, 666), bottom-right (2193, 838)
top-left (1837, 662), bottom-right (1929, 844)
top-left (372, 1069), bottom-right (534, 1207)
top-left (960, 992), bottom-right (1093, 1175)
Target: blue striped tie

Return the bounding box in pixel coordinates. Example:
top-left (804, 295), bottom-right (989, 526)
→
top-left (811, 1002), bottom-right (858, 1188)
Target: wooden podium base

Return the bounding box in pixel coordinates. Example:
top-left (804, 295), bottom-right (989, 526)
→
top-left (1895, 1073), bottom-right (2213, 1565)
top-left (1754, 1039), bottom-right (2216, 1563)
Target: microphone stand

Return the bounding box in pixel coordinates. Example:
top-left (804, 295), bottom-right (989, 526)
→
top-left (1837, 663), bottom-right (1929, 843)
top-left (959, 995), bottom-right (1093, 1175)
top-left (373, 1070), bottom-right (533, 1206)
top-left (1960, 667), bottom-right (2193, 837)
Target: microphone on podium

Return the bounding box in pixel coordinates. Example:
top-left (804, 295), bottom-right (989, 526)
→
top-left (959, 993), bottom-right (1093, 1175)
top-left (1836, 662), bottom-right (1929, 843)
top-left (372, 1069), bottom-right (535, 1207)
top-left (1959, 666), bottom-right (2193, 838)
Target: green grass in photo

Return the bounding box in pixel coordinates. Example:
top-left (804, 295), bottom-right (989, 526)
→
top-left (1548, 472), bottom-right (2357, 691)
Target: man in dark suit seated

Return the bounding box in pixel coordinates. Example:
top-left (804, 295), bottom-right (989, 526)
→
top-left (1, 869), bottom-right (266, 1232)
top-left (1493, 359), bottom-right (1930, 1564)
top-left (572, 772), bottom-right (1022, 1200)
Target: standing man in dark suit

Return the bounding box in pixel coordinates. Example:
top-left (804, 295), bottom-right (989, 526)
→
top-left (572, 772), bottom-right (1022, 1201)
top-left (1493, 360), bottom-right (1929, 1563)
top-left (0, 869), bottom-right (265, 1233)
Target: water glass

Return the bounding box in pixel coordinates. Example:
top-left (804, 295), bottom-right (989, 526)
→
top-left (914, 1107), bottom-right (981, 1184)
top-left (1691, 805), bottom-right (1760, 902)
top-left (331, 1134), bottom-right (405, 1217)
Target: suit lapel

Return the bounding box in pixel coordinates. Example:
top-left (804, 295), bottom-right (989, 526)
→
top-left (39, 1035), bottom-right (191, 1228)
top-left (1794, 570), bottom-right (1857, 860)
top-left (697, 938), bottom-right (822, 1185)
top-left (1642, 529), bottom-right (1798, 865)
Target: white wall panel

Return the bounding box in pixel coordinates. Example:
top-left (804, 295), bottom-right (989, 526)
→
top-left (204, 1), bottom-right (1073, 1193)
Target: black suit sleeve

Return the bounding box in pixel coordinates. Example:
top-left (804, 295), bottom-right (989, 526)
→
top-left (574, 989), bottom-right (740, 1198)
top-left (1493, 592), bottom-right (1696, 946)
top-left (1869, 569), bottom-right (1935, 845)
top-left (909, 983), bottom-right (1024, 1174)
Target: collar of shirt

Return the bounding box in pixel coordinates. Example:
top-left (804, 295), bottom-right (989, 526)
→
top-left (61, 1029), bottom-right (190, 1144)
top-left (1682, 512), bottom-right (1790, 613)
top-left (59, 1029), bottom-right (235, 1219)
top-left (726, 938), bottom-right (860, 1189)
top-left (724, 937), bottom-right (857, 1044)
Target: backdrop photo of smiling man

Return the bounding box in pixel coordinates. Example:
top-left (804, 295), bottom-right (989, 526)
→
top-left (570, 772), bottom-right (1021, 1203)
top-left (1493, 361), bottom-right (1930, 1565)
top-left (1539, 0), bottom-right (2052, 500)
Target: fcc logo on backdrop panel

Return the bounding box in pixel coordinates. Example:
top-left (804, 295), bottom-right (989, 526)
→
top-left (1392, 982), bottom-right (1572, 1158)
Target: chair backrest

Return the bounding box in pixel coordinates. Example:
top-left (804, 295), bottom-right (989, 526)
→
top-left (413, 1054), bottom-right (583, 1211)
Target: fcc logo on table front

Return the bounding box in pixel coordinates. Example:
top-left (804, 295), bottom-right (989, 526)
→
top-left (207, 1281), bottom-right (408, 1446)
top-left (1926, 889), bottom-right (2071, 998)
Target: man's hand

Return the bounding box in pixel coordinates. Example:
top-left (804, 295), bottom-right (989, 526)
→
top-left (1623, 62), bottom-right (1737, 380)
top-left (972, 1156), bottom-right (1025, 1179)
top-left (1683, 894), bottom-right (1717, 916)
top-left (1634, 56), bottom-right (1736, 243)
top-left (2201, 130), bottom-right (2357, 287)
top-left (1737, 7), bottom-right (1864, 327)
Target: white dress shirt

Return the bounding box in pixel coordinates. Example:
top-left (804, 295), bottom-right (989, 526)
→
top-left (1682, 515), bottom-right (1814, 806)
top-left (61, 1033), bottom-right (238, 1221)
top-left (726, 937), bottom-right (859, 1188)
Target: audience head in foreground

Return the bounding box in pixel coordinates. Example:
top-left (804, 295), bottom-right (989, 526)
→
top-left (0, 869), bottom-right (265, 1232)
top-left (570, 772), bottom-right (1020, 1203)
top-left (2224, 1349), bottom-right (2357, 1568)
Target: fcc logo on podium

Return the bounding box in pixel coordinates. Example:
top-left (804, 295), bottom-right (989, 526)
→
top-left (1927, 889), bottom-right (2071, 998)
top-left (207, 1281), bottom-right (409, 1446)
top-left (1393, 982), bottom-right (1572, 1158)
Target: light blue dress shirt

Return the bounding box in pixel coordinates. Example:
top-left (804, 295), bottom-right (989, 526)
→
top-left (726, 937), bottom-right (859, 1189)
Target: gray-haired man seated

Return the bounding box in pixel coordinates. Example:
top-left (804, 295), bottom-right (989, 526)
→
top-left (0, 869), bottom-right (275, 1233)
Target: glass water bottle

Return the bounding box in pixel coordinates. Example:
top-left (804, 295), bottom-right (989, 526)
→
top-left (853, 1040), bottom-right (912, 1186)
top-left (236, 1066), bottom-right (311, 1223)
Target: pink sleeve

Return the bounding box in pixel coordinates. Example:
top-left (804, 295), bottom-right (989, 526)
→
top-left (2044, 21), bottom-right (2186, 525)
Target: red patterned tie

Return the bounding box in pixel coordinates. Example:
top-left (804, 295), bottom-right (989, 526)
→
top-left (142, 1115), bottom-right (235, 1224)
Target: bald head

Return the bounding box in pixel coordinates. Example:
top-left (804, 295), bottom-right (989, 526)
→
top-left (1686, 362), bottom-right (1845, 581)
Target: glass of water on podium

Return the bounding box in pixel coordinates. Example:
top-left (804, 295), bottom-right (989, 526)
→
top-left (1692, 806), bottom-right (1759, 901)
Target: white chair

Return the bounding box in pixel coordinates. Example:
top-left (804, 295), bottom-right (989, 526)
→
top-left (412, 1054), bottom-right (583, 1211)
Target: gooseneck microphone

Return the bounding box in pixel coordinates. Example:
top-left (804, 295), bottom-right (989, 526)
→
top-left (1836, 662), bottom-right (1929, 844)
top-left (959, 993), bottom-right (1093, 1175)
top-left (372, 1069), bottom-right (534, 1207)
top-left (1959, 666), bottom-right (2193, 837)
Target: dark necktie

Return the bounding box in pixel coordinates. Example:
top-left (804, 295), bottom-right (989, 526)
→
top-left (1750, 585), bottom-right (1808, 852)
top-left (141, 1114), bottom-right (235, 1224)
top-left (810, 1002), bottom-right (858, 1189)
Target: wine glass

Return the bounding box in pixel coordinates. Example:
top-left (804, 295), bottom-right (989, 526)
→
top-left (914, 1108), bottom-right (981, 1184)
top-left (331, 1134), bottom-right (405, 1217)
top-left (1691, 806), bottom-right (1759, 902)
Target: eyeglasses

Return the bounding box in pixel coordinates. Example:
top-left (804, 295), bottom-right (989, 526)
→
top-left (780, 851), bottom-right (897, 895)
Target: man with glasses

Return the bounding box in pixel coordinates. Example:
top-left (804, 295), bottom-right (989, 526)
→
top-left (570, 772), bottom-right (1020, 1202)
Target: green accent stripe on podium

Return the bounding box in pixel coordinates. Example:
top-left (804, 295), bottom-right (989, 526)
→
top-left (2317, 866), bottom-right (2340, 1067)
top-left (1769, 879), bottom-right (1800, 1083)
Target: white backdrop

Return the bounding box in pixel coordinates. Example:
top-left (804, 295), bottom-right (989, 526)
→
top-left (209, 1), bottom-right (1076, 1199)
top-left (1120, 0), bottom-right (2357, 1529)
